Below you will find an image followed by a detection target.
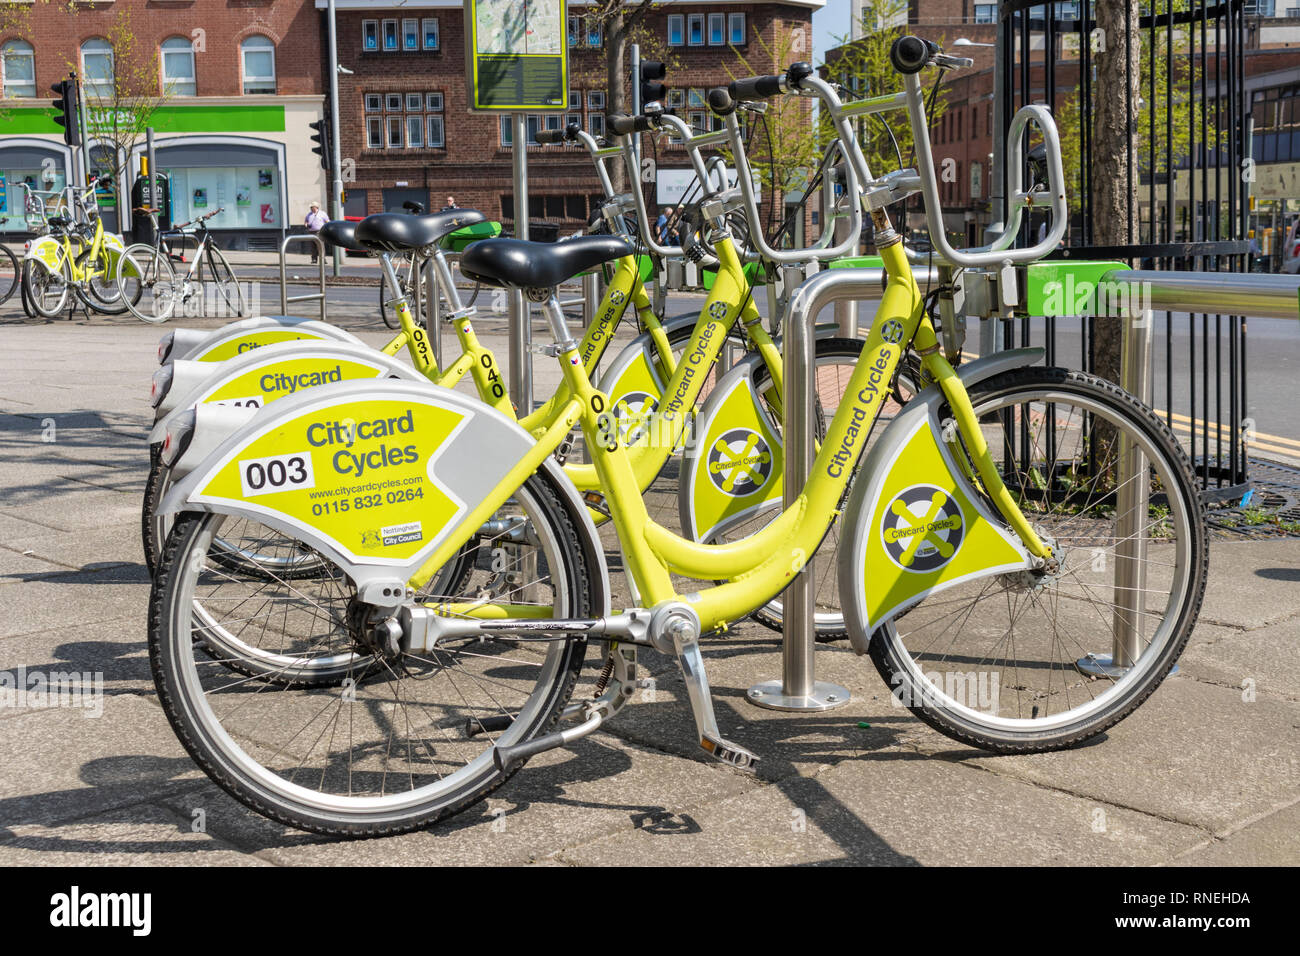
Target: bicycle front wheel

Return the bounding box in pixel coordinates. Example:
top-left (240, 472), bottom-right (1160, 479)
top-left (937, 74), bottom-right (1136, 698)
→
top-left (866, 367), bottom-right (1207, 752)
top-left (0, 244), bottom-right (18, 305)
top-left (203, 245), bottom-right (246, 318)
top-left (118, 245), bottom-right (177, 323)
top-left (22, 259), bottom-right (70, 318)
top-left (150, 468), bottom-right (595, 837)
top-left (80, 247), bottom-right (134, 315)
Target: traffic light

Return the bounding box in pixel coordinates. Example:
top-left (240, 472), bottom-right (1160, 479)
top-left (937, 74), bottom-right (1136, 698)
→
top-left (51, 76), bottom-right (80, 147)
top-left (309, 114), bottom-right (331, 172)
top-left (639, 60), bottom-right (666, 109)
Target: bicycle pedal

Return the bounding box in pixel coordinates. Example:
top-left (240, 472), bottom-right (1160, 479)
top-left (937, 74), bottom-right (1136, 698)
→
top-left (700, 734), bottom-right (759, 772)
top-left (582, 491), bottom-right (611, 518)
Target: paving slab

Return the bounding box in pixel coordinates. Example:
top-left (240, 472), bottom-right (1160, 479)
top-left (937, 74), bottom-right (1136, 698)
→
top-left (1198, 539), bottom-right (1300, 629)
top-left (0, 802), bottom-right (265, 866)
top-left (1179, 618), bottom-right (1300, 702)
top-left (926, 676), bottom-right (1300, 835)
top-left (0, 616), bottom-right (153, 711)
top-left (0, 566), bottom-right (149, 639)
top-left (1173, 799), bottom-right (1300, 866)
top-left (157, 732), bottom-right (760, 865)
top-left (0, 695), bottom-right (208, 830)
top-left (3, 521), bottom-right (144, 573)
top-left (559, 754), bottom-right (1206, 866)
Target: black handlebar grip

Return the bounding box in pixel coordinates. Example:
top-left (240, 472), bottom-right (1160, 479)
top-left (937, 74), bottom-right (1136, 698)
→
top-left (534, 128), bottom-right (565, 144)
top-left (729, 74), bottom-right (784, 100)
top-left (606, 113), bottom-right (653, 135)
top-left (890, 35), bottom-right (935, 75)
top-left (707, 87), bottom-right (736, 116)
top-left (564, 121), bottom-right (581, 141)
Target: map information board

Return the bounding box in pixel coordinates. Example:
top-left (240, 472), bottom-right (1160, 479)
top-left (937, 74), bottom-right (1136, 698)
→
top-left (464, 0), bottom-right (569, 111)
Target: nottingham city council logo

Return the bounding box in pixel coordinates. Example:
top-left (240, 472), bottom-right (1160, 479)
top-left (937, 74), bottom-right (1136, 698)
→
top-left (880, 484), bottom-right (965, 572)
top-left (707, 427), bottom-right (773, 496)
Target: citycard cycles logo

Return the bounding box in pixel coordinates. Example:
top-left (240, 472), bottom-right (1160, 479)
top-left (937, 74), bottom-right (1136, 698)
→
top-left (880, 484), bottom-right (965, 572)
top-left (611, 390), bottom-right (658, 444)
top-left (707, 300), bottom-right (728, 320)
top-left (707, 428), bottom-right (773, 496)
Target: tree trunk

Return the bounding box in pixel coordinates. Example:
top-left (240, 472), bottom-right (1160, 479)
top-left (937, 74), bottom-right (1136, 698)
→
top-left (1089, 0), bottom-right (1140, 388)
top-left (606, 12), bottom-right (627, 192)
top-left (1088, 0), bottom-right (1141, 484)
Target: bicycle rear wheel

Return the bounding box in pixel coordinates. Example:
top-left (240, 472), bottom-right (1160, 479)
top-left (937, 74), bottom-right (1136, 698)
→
top-left (79, 247), bottom-right (136, 315)
top-left (150, 468), bottom-right (595, 836)
top-left (865, 367), bottom-right (1206, 752)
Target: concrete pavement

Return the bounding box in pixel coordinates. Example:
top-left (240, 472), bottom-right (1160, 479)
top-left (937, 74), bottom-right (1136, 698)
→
top-left (0, 309), bottom-right (1296, 866)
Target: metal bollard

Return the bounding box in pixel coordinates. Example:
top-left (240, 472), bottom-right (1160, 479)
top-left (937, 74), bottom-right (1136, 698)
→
top-left (278, 233), bottom-right (327, 321)
top-left (1079, 306), bottom-right (1153, 677)
top-left (747, 268), bottom-right (858, 712)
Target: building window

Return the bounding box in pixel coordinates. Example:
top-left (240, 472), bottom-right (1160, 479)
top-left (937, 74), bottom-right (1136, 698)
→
top-left (2, 39), bottom-right (36, 98)
top-left (568, 15), bottom-right (580, 47)
top-left (427, 92), bottom-right (443, 111)
top-left (427, 114), bottom-right (445, 147)
top-left (422, 18), bottom-right (439, 50)
top-left (160, 36), bottom-right (196, 96)
top-left (667, 88), bottom-right (685, 110)
top-left (500, 115), bottom-right (512, 147)
top-left (363, 20), bottom-right (379, 51)
top-left (382, 19), bottom-right (398, 51)
top-left (688, 14), bottom-right (705, 46)
top-left (569, 90), bottom-right (581, 110)
top-left (687, 88), bottom-right (706, 109)
top-left (366, 116), bottom-right (383, 148)
top-left (707, 13), bottom-right (725, 45)
top-left (81, 38), bottom-right (114, 98)
top-left (402, 19), bottom-right (419, 51)
top-left (587, 90), bottom-right (604, 111)
top-left (587, 22), bottom-right (602, 46)
top-left (566, 111), bottom-right (582, 131)
top-left (387, 115), bottom-right (403, 147)
top-left (689, 110), bottom-right (706, 132)
top-left (588, 112), bottom-right (604, 137)
top-left (406, 92), bottom-right (423, 111)
top-left (386, 93), bottom-right (402, 111)
top-left (667, 14), bottom-right (684, 45)
top-left (240, 35), bottom-right (275, 94)
top-left (729, 13), bottom-right (747, 45)
top-left (406, 114), bottom-right (424, 147)
top-left (365, 93), bottom-right (381, 111)
top-left (974, 4), bottom-right (997, 23)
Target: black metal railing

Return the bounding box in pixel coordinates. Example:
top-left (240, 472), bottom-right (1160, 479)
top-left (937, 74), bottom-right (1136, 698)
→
top-left (997, 0), bottom-right (1250, 499)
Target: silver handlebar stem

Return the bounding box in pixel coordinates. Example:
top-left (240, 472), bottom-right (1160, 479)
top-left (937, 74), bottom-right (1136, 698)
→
top-left (613, 113), bottom-right (719, 259)
top-left (900, 72), bottom-right (1067, 267)
top-left (722, 75), bottom-right (863, 264)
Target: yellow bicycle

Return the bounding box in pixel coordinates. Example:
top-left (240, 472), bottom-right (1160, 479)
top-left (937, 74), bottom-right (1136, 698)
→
top-left (146, 40), bottom-right (1208, 837)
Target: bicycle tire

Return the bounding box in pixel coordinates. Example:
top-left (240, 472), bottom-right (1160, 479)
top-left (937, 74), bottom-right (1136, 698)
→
top-left (865, 366), bottom-right (1207, 752)
top-left (0, 244), bottom-right (18, 305)
top-left (150, 466), bottom-right (595, 837)
top-left (118, 245), bottom-right (177, 323)
top-left (22, 258), bottom-right (70, 318)
top-left (203, 244), bottom-right (246, 318)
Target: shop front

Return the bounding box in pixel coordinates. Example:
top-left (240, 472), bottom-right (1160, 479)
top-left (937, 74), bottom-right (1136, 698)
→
top-left (130, 136), bottom-right (288, 251)
top-left (0, 138), bottom-right (73, 235)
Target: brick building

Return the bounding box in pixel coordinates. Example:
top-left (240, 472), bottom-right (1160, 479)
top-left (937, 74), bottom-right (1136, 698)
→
top-left (326, 0), bottom-right (823, 230)
top-left (0, 0), bottom-right (325, 246)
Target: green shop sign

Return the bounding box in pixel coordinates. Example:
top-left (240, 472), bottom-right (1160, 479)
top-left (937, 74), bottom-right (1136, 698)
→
top-left (2, 104), bottom-right (286, 136)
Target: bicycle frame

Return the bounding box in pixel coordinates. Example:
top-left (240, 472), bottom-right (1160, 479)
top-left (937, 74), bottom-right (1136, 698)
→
top-left (408, 235), bottom-right (1050, 632)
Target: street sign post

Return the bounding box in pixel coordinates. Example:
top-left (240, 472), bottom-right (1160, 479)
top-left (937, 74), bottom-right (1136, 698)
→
top-left (463, 0), bottom-right (570, 414)
top-left (463, 0), bottom-right (569, 112)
